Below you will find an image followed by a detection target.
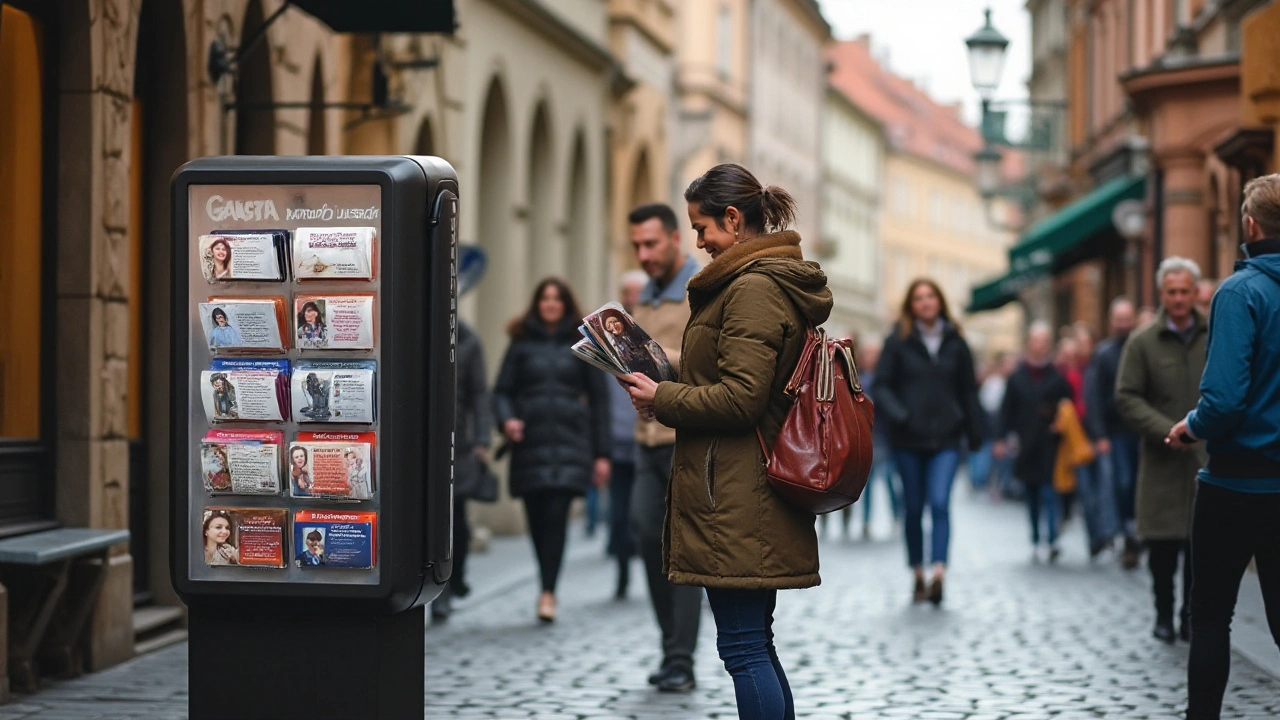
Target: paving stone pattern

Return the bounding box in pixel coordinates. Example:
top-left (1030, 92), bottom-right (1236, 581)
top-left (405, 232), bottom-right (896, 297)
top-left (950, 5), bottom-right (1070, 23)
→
top-left (7, 493), bottom-right (1278, 719)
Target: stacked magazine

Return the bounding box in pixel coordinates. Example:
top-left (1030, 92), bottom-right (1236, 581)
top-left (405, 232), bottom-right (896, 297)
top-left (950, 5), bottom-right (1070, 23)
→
top-left (572, 302), bottom-right (675, 383)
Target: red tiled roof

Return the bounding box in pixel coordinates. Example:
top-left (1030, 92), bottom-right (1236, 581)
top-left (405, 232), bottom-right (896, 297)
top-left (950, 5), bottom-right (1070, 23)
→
top-left (827, 38), bottom-right (984, 177)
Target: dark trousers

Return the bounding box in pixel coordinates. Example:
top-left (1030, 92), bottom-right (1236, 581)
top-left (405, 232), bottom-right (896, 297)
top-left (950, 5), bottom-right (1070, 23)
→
top-left (451, 497), bottom-right (471, 596)
top-left (608, 460), bottom-right (637, 588)
top-left (632, 444), bottom-right (702, 672)
top-left (1147, 539), bottom-right (1191, 627)
top-left (706, 588), bottom-right (793, 720)
top-left (523, 489), bottom-right (576, 593)
top-left (1187, 482), bottom-right (1280, 720)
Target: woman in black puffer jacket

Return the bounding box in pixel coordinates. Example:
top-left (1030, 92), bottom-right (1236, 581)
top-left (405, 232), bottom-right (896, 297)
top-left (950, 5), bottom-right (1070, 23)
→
top-left (874, 278), bottom-right (983, 607)
top-left (493, 278), bottom-right (611, 622)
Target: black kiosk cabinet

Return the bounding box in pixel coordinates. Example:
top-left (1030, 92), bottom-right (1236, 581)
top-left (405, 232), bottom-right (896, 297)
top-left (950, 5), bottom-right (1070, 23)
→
top-left (170, 156), bottom-right (457, 720)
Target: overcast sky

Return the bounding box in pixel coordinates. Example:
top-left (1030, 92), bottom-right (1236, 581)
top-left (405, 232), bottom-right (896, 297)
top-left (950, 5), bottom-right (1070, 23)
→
top-left (817, 0), bottom-right (1031, 126)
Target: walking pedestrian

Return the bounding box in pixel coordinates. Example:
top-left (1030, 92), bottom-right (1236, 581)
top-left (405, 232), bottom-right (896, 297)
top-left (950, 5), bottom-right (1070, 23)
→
top-left (1195, 278), bottom-right (1217, 318)
top-left (1115, 257), bottom-right (1206, 644)
top-left (1084, 297), bottom-right (1141, 568)
top-left (1077, 321), bottom-right (1122, 560)
top-left (493, 278), bottom-right (611, 623)
top-left (1055, 334), bottom-right (1084, 525)
top-left (995, 322), bottom-right (1074, 563)
top-left (854, 339), bottom-right (901, 538)
top-left (1166, 174), bottom-right (1280, 719)
top-left (623, 203), bottom-right (704, 693)
top-left (605, 270), bottom-right (650, 600)
top-left (432, 247), bottom-right (492, 623)
top-left (622, 164), bottom-right (832, 720)
top-left (873, 279), bottom-right (984, 605)
top-left (431, 319), bottom-right (491, 622)
top-left (975, 352), bottom-right (1015, 499)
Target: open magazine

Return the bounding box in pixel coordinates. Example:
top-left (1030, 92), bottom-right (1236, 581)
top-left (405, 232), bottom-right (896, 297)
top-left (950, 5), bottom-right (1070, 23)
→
top-left (571, 302), bottom-right (675, 383)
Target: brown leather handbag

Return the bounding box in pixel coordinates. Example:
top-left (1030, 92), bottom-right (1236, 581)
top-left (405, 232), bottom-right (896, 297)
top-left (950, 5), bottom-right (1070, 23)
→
top-left (758, 328), bottom-right (875, 514)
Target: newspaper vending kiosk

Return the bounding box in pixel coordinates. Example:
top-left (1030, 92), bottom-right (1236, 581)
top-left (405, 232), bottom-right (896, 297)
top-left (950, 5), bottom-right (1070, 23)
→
top-left (170, 156), bottom-right (457, 719)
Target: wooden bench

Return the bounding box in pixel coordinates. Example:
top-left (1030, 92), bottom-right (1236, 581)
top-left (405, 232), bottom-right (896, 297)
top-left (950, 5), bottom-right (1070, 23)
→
top-left (0, 528), bottom-right (130, 692)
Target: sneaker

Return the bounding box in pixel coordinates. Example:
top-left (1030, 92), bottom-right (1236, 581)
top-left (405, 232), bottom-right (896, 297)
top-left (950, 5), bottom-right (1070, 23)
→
top-left (1048, 545), bottom-right (1061, 564)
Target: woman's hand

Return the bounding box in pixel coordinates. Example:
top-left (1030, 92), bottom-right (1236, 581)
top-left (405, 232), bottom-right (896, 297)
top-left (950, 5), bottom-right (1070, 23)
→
top-left (502, 419), bottom-right (525, 443)
top-left (623, 373), bottom-right (659, 414)
top-left (593, 458), bottom-right (611, 488)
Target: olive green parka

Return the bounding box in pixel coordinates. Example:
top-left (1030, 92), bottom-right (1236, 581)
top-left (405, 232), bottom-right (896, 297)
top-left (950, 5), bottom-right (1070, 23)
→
top-left (652, 231), bottom-right (833, 589)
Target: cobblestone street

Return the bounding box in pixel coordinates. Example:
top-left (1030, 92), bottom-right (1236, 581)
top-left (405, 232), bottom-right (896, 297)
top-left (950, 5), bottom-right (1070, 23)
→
top-left (5, 491), bottom-right (1277, 719)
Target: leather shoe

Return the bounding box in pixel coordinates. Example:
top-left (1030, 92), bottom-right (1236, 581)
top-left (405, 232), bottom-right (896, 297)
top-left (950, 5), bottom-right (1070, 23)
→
top-left (928, 577), bottom-right (944, 606)
top-left (656, 667), bottom-right (695, 693)
top-left (912, 577), bottom-right (927, 603)
top-left (1153, 622), bottom-right (1176, 644)
top-left (647, 667), bottom-right (666, 686)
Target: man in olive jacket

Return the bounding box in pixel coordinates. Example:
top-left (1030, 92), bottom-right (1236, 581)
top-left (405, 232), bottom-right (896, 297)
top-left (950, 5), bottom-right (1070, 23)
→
top-left (1115, 257), bottom-right (1207, 644)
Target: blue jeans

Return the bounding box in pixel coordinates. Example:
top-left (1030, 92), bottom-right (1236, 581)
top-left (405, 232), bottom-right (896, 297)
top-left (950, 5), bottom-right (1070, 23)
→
top-left (1109, 433), bottom-right (1139, 531)
top-left (969, 442), bottom-right (994, 490)
top-left (585, 485), bottom-right (603, 535)
top-left (705, 588), bottom-right (793, 720)
top-left (1028, 482), bottom-right (1059, 546)
top-left (894, 448), bottom-right (960, 568)
top-left (1076, 455), bottom-right (1121, 547)
top-left (862, 451), bottom-right (901, 525)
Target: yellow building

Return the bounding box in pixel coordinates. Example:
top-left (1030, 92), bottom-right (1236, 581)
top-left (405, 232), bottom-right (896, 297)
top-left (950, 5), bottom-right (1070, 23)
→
top-left (829, 38), bottom-right (1022, 357)
top-left (671, 0), bottom-right (751, 253)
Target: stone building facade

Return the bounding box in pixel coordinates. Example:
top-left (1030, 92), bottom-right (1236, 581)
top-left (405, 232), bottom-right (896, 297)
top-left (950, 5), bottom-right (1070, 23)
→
top-left (0, 0), bottom-right (623, 690)
top-left (747, 0), bottom-right (829, 243)
top-left (820, 84), bottom-right (884, 340)
top-left (829, 38), bottom-right (1023, 357)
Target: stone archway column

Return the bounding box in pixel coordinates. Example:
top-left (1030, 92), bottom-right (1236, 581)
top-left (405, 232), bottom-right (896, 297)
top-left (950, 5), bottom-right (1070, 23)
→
top-left (55, 1), bottom-right (139, 671)
top-left (1159, 151), bottom-right (1212, 274)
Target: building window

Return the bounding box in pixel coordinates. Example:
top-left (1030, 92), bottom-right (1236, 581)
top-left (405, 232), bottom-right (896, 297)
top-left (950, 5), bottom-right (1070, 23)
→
top-left (717, 6), bottom-right (732, 79)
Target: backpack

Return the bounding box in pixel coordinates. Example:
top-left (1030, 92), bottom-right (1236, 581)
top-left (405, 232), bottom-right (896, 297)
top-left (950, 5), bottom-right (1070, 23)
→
top-left (757, 328), bottom-right (876, 514)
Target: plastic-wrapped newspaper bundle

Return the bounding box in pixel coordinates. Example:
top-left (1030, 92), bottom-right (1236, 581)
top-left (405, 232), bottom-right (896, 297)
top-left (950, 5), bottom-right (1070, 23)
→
top-left (293, 509), bottom-right (378, 569)
top-left (200, 429), bottom-right (284, 495)
top-left (200, 359), bottom-right (291, 422)
top-left (200, 507), bottom-right (288, 568)
top-left (293, 227), bottom-right (376, 279)
top-left (198, 231), bottom-right (288, 282)
top-left (294, 294), bottom-right (376, 350)
top-left (288, 431), bottom-right (376, 500)
top-left (199, 297), bottom-right (289, 351)
top-left (292, 360), bottom-right (377, 423)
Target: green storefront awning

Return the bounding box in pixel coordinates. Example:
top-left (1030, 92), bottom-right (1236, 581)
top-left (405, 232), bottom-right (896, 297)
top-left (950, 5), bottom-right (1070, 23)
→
top-left (1008, 173), bottom-right (1146, 276)
top-left (968, 271), bottom-right (1025, 313)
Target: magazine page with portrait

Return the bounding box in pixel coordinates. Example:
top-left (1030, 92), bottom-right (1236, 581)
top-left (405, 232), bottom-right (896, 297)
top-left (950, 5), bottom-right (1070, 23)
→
top-left (200, 507), bottom-right (288, 569)
top-left (197, 232), bottom-right (287, 282)
top-left (293, 509), bottom-right (377, 569)
top-left (288, 431), bottom-right (376, 500)
top-left (200, 359), bottom-right (291, 423)
top-left (200, 429), bottom-right (283, 495)
top-left (573, 302), bottom-right (674, 382)
top-left (198, 297), bottom-right (289, 352)
top-left (294, 294), bottom-right (376, 351)
top-left (291, 360), bottom-right (377, 424)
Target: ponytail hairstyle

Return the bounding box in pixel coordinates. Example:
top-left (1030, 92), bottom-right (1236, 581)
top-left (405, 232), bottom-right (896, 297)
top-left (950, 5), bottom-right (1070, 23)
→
top-left (683, 163), bottom-right (798, 235)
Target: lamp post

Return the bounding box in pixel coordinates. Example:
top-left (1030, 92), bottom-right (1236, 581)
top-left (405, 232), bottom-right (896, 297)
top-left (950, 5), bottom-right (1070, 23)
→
top-left (965, 7), bottom-right (1065, 231)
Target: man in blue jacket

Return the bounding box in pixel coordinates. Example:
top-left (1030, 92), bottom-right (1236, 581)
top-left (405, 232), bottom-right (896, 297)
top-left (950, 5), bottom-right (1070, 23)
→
top-left (1167, 174), bottom-right (1280, 720)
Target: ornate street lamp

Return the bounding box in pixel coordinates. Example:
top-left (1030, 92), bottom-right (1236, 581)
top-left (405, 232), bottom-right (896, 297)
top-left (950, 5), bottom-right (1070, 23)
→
top-left (964, 7), bottom-right (1064, 231)
top-left (965, 8), bottom-right (1009, 101)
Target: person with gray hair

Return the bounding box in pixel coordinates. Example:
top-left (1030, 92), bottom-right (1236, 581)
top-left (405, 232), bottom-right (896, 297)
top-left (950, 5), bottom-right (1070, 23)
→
top-left (1115, 255), bottom-right (1206, 645)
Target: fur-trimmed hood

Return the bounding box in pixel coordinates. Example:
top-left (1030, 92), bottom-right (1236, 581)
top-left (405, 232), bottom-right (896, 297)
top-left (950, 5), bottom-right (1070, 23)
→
top-left (687, 230), bottom-right (833, 328)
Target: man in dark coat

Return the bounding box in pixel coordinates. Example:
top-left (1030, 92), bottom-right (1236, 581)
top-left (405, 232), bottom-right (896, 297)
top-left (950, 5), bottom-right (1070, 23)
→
top-left (433, 249), bottom-right (494, 623)
top-left (1085, 297), bottom-right (1141, 567)
top-left (996, 321), bottom-right (1074, 563)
